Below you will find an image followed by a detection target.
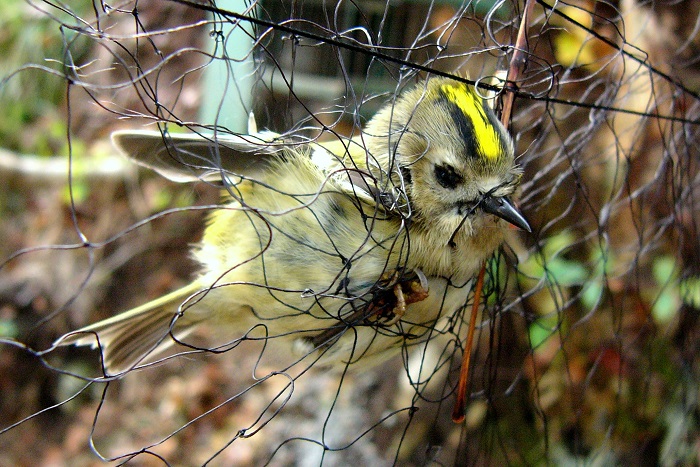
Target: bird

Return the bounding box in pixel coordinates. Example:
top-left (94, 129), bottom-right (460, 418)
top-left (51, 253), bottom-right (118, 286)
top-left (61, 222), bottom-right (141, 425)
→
top-left (54, 76), bottom-right (530, 377)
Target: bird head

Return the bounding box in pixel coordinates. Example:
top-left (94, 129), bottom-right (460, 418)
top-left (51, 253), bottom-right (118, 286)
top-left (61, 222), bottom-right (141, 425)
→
top-left (363, 78), bottom-right (530, 240)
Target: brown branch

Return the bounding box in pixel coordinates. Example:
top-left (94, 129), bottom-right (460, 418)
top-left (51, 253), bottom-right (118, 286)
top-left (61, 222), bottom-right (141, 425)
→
top-left (500, 0), bottom-right (537, 128)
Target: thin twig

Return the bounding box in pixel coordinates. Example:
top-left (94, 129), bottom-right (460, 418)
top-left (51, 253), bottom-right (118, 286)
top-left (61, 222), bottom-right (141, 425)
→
top-left (452, 0), bottom-right (536, 424)
top-left (452, 262), bottom-right (486, 423)
top-left (500, 0), bottom-right (536, 128)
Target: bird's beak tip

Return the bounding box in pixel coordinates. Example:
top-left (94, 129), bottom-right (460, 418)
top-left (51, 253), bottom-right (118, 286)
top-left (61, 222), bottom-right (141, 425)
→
top-left (481, 196), bottom-right (531, 233)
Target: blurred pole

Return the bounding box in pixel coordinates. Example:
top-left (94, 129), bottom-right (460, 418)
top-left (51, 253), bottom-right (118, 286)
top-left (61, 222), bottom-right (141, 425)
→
top-left (199, 0), bottom-right (256, 133)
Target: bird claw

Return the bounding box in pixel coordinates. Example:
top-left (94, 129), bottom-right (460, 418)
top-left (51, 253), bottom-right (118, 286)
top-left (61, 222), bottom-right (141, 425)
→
top-left (295, 268), bottom-right (430, 354)
top-left (370, 268), bottom-right (429, 325)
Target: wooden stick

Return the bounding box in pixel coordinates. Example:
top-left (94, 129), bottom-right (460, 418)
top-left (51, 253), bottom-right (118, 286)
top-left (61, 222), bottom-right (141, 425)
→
top-left (500, 0), bottom-right (536, 127)
top-left (452, 262), bottom-right (486, 423)
top-left (452, 0), bottom-right (535, 425)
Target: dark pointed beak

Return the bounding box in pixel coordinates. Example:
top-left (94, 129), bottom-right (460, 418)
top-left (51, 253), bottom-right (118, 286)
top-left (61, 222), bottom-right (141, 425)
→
top-left (481, 196), bottom-right (531, 232)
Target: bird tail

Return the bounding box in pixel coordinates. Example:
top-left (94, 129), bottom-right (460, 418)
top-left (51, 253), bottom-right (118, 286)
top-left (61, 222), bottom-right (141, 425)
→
top-left (55, 281), bottom-right (206, 376)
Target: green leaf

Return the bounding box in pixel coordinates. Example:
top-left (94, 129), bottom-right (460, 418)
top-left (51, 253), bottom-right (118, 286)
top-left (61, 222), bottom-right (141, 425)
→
top-left (529, 315), bottom-right (558, 349)
top-left (653, 256), bottom-right (676, 285)
top-left (581, 280), bottom-right (604, 310)
top-left (545, 258), bottom-right (588, 286)
top-left (652, 288), bottom-right (679, 324)
top-left (0, 318), bottom-right (18, 339)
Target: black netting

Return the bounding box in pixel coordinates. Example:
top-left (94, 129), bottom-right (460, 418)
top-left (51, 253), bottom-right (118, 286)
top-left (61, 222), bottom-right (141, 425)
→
top-left (1, 1), bottom-right (699, 465)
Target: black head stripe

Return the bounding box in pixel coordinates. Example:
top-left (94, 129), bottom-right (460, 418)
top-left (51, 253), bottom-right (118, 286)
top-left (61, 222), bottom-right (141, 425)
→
top-left (445, 99), bottom-right (478, 160)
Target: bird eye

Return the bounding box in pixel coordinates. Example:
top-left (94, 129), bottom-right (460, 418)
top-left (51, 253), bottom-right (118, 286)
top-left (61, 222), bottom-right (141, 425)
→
top-left (434, 164), bottom-right (463, 189)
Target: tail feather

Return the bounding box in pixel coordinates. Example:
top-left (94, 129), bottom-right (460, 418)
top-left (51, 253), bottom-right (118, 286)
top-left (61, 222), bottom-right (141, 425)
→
top-left (55, 281), bottom-right (205, 375)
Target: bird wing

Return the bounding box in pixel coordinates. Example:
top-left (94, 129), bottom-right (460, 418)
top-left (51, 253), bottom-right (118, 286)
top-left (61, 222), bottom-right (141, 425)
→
top-left (112, 128), bottom-right (393, 211)
top-left (111, 129), bottom-right (290, 183)
top-left (53, 280), bottom-right (206, 376)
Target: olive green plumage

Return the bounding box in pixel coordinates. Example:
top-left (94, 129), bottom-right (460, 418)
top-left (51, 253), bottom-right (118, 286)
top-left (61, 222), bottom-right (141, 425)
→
top-left (55, 77), bottom-right (529, 375)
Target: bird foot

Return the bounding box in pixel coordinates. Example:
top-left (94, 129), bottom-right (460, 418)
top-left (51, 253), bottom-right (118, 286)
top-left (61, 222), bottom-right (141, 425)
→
top-left (369, 269), bottom-right (429, 325)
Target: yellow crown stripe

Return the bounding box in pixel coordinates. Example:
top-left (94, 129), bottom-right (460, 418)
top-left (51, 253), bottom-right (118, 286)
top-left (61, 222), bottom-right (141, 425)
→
top-left (439, 84), bottom-right (502, 161)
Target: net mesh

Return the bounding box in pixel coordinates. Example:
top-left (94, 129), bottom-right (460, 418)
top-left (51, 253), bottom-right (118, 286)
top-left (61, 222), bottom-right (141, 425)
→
top-left (1, 0), bottom-right (699, 464)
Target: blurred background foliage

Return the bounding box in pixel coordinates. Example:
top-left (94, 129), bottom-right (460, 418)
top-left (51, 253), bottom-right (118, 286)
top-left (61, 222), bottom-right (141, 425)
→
top-left (1, 0), bottom-right (700, 465)
top-left (0, 0), bottom-right (91, 156)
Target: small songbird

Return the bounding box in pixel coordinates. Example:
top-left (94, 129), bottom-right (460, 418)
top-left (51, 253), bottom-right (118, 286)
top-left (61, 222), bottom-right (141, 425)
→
top-left (55, 77), bottom-right (530, 376)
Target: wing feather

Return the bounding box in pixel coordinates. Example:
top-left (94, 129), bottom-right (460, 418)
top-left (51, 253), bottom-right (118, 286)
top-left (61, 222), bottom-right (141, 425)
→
top-left (112, 129), bottom-right (387, 208)
top-left (111, 129), bottom-right (285, 183)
